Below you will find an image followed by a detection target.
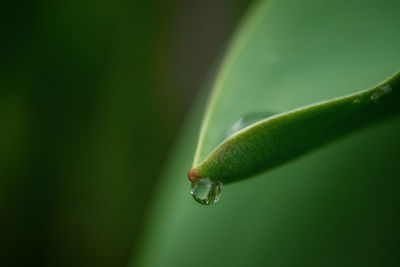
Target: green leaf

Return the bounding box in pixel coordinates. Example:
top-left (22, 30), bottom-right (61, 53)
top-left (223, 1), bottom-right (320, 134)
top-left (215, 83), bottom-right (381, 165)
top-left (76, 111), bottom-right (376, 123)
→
top-left (190, 0), bottom-right (400, 186)
top-left (134, 0), bottom-right (400, 266)
top-left (191, 72), bottom-right (400, 184)
top-left (192, 0), bottom-right (400, 170)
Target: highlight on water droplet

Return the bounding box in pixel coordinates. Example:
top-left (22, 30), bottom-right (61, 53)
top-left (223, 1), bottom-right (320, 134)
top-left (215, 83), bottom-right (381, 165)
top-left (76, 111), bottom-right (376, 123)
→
top-left (190, 178), bottom-right (222, 205)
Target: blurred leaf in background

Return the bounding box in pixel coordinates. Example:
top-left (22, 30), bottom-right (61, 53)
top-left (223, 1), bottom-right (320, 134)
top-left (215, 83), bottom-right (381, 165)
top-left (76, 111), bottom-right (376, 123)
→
top-left (0, 1), bottom-right (250, 267)
top-left (135, 0), bottom-right (400, 266)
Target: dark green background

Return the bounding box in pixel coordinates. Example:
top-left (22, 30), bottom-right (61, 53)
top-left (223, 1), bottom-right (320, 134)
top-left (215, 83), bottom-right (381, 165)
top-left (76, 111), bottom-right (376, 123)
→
top-left (0, 1), bottom-right (250, 266)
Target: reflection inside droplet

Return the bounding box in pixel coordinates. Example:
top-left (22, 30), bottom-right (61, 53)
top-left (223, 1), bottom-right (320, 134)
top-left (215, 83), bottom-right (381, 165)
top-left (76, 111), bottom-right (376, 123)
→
top-left (190, 178), bottom-right (222, 205)
top-left (227, 111), bottom-right (276, 137)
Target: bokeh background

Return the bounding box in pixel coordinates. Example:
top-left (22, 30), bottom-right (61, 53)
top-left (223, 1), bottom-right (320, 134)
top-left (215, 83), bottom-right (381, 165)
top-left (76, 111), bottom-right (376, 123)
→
top-left (0, 1), bottom-right (251, 266)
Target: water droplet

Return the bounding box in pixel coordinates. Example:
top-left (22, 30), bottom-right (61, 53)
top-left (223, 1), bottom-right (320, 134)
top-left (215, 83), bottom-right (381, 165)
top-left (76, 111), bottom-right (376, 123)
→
top-left (380, 84), bottom-right (392, 93)
top-left (370, 93), bottom-right (380, 102)
top-left (190, 178), bottom-right (222, 205)
top-left (227, 111), bottom-right (276, 137)
top-left (353, 96), bottom-right (361, 103)
top-left (371, 84), bottom-right (392, 102)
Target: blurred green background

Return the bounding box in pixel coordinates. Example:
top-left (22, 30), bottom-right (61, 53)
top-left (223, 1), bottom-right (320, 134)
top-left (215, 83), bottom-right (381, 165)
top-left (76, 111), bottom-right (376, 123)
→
top-left (0, 1), bottom-right (250, 266)
top-left (3, 1), bottom-right (400, 267)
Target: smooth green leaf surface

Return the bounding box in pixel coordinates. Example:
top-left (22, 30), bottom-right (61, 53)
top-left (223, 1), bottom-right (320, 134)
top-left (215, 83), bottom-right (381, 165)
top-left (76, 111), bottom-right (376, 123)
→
top-left (193, 0), bottom-right (400, 167)
top-left (192, 72), bottom-right (400, 184)
top-left (134, 0), bottom-right (400, 266)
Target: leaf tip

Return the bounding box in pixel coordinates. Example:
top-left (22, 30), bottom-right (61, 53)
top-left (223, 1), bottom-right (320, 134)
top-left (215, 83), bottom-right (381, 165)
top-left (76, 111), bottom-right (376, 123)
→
top-left (188, 168), bottom-right (200, 182)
